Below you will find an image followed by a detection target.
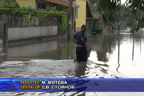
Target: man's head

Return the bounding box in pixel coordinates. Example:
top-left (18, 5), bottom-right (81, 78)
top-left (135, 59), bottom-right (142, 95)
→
top-left (81, 25), bottom-right (86, 32)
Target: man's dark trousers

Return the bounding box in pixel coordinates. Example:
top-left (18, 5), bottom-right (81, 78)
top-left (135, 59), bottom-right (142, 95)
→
top-left (76, 47), bottom-right (87, 62)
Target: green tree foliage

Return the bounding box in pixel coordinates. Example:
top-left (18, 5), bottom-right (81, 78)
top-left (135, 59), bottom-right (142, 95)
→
top-left (89, 0), bottom-right (144, 32)
top-left (89, 0), bottom-right (98, 4)
top-left (0, 0), bottom-right (18, 7)
top-left (125, 0), bottom-right (144, 32)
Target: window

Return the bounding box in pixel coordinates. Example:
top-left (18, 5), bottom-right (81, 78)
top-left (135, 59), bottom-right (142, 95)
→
top-left (38, 3), bottom-right (46, 9)
top-left (75, 8), bottom-right (78, 18)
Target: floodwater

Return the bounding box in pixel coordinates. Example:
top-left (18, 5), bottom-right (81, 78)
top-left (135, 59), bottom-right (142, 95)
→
top-left (0, 30), bottom-right (144, 96)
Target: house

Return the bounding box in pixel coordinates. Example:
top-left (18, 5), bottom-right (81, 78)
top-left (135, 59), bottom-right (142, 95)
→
top-left (15, 0), bottom-right (96, 32)
top-left (75, 0), bottom-right (87, 30)
top-left (5, 0), bottom-right (79, 41)
top-left (16, 0), bottom-right (79, 9)
top-left (75, 0), bottom-right (102, 32)
top-left (89, 4), bottom-right (103, 34)
top-left (15, 0), bottom-right (79, 29)
top-left (75, 0), bottom-right (95, 31)
top-left (15, 0), bottom-right (36, 8)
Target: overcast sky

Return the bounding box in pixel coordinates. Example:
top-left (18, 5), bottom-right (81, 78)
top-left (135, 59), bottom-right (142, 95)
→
top-left (121, 0), bottom-right (126, 4)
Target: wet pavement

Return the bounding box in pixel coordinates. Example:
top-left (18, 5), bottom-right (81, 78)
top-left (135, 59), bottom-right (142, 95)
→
top-left (0, 30), bottom-right (144, 96)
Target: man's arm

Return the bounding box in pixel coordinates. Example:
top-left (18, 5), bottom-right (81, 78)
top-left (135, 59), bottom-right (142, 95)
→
top-left (73, 34), bottom-right (77, 43)
top-left (81, 32), bottom-right (87, 46)
top-left (81, 38), bottom-right (87, 46)
top-left (73, 37), bottom-right (77, 43)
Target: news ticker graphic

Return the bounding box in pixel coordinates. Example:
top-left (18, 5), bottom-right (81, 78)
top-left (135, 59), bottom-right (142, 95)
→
top-left (0, 78), bottom-right (144, 92)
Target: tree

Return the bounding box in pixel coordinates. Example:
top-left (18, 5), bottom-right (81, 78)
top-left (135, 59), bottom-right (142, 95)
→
top-left (0, 0), bottom-right (18, 8)
top-left (89, 0), bottom-right (144, 32)
top-left (89, 0), bottom-right (98, 4)
top-left (125, 0), bottom-right (144, 32)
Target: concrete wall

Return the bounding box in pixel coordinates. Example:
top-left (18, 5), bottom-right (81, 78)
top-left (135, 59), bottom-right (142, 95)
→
top-left (8, 26), bottom-right (58, 41)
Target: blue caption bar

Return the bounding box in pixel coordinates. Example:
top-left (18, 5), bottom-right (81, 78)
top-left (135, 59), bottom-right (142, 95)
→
top-left (0, 78), bottom-right (144, 92)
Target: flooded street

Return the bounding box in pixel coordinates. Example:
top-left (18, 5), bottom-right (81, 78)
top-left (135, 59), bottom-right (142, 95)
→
top-left (0, 31), bottom-right (144, 96)
top-left (88, 31), bottom-right (144, 78)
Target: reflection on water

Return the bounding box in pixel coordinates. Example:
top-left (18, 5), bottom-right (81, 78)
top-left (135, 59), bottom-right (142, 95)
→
top-left (7, 39), bottom-right (75, 60)
top-left (88, 32), bottom-right (144, 77)
top-left (1, 31), bottom-right (144, 78)
top-left (75, 62), bottom-right (87, 77)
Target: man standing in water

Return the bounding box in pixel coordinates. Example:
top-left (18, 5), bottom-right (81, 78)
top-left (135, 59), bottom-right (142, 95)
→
top-left (73, 25), bottom-right (87, 62)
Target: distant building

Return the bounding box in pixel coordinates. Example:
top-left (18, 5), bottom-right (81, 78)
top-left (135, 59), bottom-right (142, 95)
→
top-left (89, 4), bottom-right (103, 34)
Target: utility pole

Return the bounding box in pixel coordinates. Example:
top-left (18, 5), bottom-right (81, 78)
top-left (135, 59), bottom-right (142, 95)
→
top-left (117, 0), bottom-right (121, 72)
top-left (67, 0), bottom-right (73, 40)
top-left (118, 0), bottom-right (121, 32)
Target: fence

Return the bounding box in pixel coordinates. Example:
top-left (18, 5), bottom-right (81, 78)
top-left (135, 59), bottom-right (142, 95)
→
top-left (0, 21), bottom-right (5, 62)
top-left (0, 14), bottom-right (59, 28)
top-left (0, 13), bottom-right (64, 41)
top-left (0, 21), bottom-right (4, 52)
